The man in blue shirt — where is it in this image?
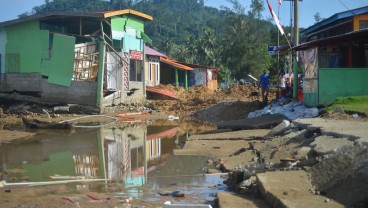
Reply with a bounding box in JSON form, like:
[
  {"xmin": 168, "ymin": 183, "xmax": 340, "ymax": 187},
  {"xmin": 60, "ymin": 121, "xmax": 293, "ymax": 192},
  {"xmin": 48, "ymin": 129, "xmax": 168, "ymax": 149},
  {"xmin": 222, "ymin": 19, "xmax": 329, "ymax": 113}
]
[{"xmin": 259, "ymin": 69, "xmax": 270, "ymax": 103}]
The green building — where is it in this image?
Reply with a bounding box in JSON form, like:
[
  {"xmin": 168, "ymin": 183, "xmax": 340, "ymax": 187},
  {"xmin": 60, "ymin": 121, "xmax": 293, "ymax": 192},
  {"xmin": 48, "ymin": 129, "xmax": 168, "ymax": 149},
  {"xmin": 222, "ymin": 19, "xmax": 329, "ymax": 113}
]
[
  {"xmin": 0, "ymin": 10, "xmax": 153, "ymax": 111},
  {"xmin": 295, "ymin": 6, "xmax": 368, "ymax": 106}
]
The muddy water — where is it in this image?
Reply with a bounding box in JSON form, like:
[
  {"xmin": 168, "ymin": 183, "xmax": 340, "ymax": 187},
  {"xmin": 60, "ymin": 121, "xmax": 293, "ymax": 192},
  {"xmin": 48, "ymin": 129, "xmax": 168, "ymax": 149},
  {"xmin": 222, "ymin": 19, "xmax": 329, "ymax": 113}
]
[{"xmin": 0, "ymin": 121, "xmax": 226, "ymax": 206}]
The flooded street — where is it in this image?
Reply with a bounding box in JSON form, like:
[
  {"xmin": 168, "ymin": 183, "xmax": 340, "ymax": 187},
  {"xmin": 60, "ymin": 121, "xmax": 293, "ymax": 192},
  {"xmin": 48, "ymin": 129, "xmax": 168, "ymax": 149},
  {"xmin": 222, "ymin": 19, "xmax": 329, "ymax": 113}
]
[{"xmin": 0, "ymin": 120, "xmax": 226, "ymax": 206}]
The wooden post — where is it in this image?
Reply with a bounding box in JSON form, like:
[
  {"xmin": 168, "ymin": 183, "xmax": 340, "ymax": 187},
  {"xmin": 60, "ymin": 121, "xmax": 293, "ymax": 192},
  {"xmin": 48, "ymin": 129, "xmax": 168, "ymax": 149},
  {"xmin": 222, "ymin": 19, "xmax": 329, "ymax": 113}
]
[
  {"xmin": 185, "ymin": 70, "xmax": 188, "ymax": 90},
  {"xmin": 348, "ymin": 43, "xmax": 353, "ymax": 67},
  {"xmin": 96, "ymin": 40, "xmax": 105, "ymax": 109},
  {"xmin": 175, "ymin": 68, "xmax": 179, "ymax": 87}
]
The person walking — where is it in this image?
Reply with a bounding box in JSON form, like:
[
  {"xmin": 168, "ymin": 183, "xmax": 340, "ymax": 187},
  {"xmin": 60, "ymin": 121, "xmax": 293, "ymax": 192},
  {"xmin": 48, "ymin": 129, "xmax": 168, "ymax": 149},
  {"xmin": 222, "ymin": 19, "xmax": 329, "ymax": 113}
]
[{"xmin": 259, "ymin": 69, "xmax": 270, "ymax": 103}]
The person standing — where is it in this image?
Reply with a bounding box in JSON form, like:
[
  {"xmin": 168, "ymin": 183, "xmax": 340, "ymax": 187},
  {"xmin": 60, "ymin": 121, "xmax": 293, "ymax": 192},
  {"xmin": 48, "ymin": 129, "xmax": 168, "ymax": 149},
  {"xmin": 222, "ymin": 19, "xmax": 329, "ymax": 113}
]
[{"xmin": 259, "ymin": 69, "xmax": 270, "ymax": 103}]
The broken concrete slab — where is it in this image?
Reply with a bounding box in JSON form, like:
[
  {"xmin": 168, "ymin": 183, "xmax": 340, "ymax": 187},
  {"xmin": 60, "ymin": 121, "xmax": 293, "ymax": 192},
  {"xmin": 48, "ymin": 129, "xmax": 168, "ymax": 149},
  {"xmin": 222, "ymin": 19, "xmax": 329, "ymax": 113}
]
[
  {"xmin": 308, "ymin": 144, "xmax": 368, "ymax": 206},
  {"xmin": 216, "ymin": 192, "xmax": 271, "ymax": 208},
  {"xmin": 188, "ymin": 129, "xmax": 270, "ymax": 141},
  {"xmin": 310, "ymin": 136, "xmax": 354, "ymax": 156},
  {"xmin": 217, "ymin": 114, "xmax": 289, "ymax": 131},
  {"xmin": 257, "ymin": 170, "xmax": 344, "ymax": 208},
  {"xmin": 267, "ymin": 120, "xmax": 291, "ymax": 136},
  {"xmin": 293, "ymin": 118, "xmax": 368, "ymax": 140}
]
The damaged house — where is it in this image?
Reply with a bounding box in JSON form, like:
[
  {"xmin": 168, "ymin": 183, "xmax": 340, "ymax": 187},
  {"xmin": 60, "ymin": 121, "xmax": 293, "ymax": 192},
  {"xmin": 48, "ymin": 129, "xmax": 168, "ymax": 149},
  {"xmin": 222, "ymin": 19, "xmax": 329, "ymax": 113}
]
[{"xmin": 0, "ymin": 9, "xmax": 153, "ymax": 111}]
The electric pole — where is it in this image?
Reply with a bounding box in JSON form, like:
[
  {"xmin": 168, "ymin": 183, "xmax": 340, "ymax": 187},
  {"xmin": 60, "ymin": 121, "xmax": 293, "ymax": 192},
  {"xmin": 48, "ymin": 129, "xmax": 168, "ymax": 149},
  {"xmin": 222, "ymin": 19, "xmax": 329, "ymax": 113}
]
[{"xmin": 292, "ymin": 0, "xmax": 299, "ymax": 100}]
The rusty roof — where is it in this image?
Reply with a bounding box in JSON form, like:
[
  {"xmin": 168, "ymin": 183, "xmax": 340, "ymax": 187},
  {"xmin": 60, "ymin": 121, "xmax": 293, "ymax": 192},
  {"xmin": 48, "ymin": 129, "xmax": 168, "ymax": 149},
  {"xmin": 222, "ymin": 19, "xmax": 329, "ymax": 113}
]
[
  {"xmin": 160, "ymin": 57, "xmax": 193, "ymax": 71},
  {"xmin": 0, "ymin": 9, "xmax": 152, "ymax": 27}
]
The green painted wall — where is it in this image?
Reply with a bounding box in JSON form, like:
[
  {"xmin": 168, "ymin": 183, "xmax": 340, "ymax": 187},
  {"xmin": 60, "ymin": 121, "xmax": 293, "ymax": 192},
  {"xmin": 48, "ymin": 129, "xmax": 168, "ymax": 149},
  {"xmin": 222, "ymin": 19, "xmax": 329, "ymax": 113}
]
[
  {"xmin": 5, "ymin": 20, "xmax": 75, "ymax": 86},
  {"xmin": 0, "ymin": 28, "xmax": 6, "ymax": 73},
  {"xmin": 319, "ymin": 68, "xmax": 368, "ymax": 105},
  {"xmin": 22, "ymin": 151, "xmax": 75, "ymax": 182},
  {"xmin": 303, "ymin": 92, "xmax": 318, "ymax": 107},
  {"xmin": 5, "ymin": 20, "xmax": 49, "ymax": 73},
  {"xmin": 111, "ymin": 16, "xmax": 144, "ymax": 53},
  {"xmin": 42, "ymin": 34, "xmax": 75, "ymax": 86},
  {"xmin": 303, "ymin": 79, "xmax": 319, "ymax": 107}
]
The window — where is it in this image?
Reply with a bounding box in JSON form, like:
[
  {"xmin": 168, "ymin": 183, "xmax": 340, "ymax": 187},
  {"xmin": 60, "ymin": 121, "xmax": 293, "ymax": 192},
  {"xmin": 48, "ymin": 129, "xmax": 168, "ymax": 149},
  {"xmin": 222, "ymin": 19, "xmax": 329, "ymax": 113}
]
[
  {"xmin": 359, "ymin": 20, "xmax": 368, "ymax": 30},
  {"xmin": 130, "ymin": 59, "xmax": 143, "ymax": 81}
]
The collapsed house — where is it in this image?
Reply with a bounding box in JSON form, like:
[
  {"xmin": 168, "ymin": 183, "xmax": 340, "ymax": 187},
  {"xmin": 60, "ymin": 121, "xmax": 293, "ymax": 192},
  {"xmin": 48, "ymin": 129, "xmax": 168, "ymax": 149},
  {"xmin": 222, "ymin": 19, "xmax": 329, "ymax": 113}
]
[{"xmin": 0, "ymin": 9, "xmax": 153, "ymax": 111}]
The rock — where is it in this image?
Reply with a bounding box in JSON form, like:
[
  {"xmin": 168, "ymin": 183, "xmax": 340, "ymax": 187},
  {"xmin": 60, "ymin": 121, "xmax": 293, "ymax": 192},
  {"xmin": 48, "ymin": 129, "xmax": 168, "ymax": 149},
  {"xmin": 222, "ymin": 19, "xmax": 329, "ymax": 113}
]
[{"xmin": 310, "ymin": 136, "xmax": 354, "ymax": 156}]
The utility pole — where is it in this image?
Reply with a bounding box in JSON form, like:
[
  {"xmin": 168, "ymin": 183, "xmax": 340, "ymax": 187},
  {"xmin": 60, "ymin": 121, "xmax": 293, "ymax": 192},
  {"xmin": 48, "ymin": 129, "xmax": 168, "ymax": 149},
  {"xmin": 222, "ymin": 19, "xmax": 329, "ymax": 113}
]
[{"xmin": 292, "ymin": 0, "xmax": 299, "ymax": 100}]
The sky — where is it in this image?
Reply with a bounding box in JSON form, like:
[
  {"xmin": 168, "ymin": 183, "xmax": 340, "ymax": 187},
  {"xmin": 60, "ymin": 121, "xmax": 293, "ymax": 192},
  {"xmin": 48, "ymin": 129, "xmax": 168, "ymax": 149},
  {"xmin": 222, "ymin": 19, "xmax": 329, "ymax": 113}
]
[
  {"xmin": 0, "ymin": 0, "xmax": 367, "ymax": 29},
  {"xmin": 205, "ymin": 0, "xmax": 368, "ymax": 28}
]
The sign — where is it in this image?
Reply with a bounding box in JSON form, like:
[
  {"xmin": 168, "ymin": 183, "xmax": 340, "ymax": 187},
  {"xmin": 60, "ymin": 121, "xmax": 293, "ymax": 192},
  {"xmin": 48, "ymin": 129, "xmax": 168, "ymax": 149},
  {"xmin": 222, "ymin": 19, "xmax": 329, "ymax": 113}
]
[
  {"xmin": 268, "ymin": 45, "xmax": 279, "ymax": 56},
  {"xmin": 130, "ymin": 50, "xmax": 143, "ymax": 60}
]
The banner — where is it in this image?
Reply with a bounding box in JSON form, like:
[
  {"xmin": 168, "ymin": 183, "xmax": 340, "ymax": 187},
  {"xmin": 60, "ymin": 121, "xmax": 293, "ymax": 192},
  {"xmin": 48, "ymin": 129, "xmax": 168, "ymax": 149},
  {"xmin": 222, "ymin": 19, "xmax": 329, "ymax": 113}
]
[{"xmin": 266, "ymin": 0, "xmax": 285, "ymax": 35}]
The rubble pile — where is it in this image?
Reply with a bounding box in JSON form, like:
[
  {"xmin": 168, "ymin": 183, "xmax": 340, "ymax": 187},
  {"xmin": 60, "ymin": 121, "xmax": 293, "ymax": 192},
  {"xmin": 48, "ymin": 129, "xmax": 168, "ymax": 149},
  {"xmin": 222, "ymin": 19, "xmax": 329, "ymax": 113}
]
[{"xmin": 149, "ymin": 84, "xmax": 275, "ymax": 114}]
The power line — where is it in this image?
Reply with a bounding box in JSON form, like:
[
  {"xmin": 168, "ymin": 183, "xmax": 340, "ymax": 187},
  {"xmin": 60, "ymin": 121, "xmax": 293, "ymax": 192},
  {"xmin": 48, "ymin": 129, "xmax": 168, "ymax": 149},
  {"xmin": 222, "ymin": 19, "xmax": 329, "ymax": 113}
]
[{"xmin": 337, "ymin": 0, "xmax": 350, "ymax": 11}]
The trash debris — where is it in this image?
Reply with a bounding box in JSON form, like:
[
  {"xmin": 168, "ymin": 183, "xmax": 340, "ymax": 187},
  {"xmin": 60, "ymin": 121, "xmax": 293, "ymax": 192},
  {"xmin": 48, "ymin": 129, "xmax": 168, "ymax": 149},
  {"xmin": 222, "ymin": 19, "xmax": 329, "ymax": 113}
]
[
  {"xmin": 53, "ymin": 106, "xmax": 70, "ymax": 113},
  {"xmin": 168, "ymin": 115, "xmax": 179, "ymax": 121},
  {"xmin": 248, "ymin": 100, "xmax": 319, "ymax": 120},
  {"xmin": 163, "ymin": 201, "xmax": 212, "ymax": 208},
  {"xmin": 115, "ymin": 111, "xmax": 151, "ymax": 117},
  {"xmin": 158, "ymin": 190, "xmax": 185, "ymax": 197},
  {"xmin": 22, "ymin": 116, "xmax": 73, "ymax": 129}
]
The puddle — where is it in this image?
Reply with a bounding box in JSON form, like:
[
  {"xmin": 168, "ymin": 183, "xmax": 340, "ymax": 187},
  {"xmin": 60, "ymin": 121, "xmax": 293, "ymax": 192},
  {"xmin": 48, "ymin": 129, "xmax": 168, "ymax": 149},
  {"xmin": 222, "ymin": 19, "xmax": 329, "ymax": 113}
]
[{"xmin": 0, "ymin": 121, "xmax": 226, "ymax": 206}]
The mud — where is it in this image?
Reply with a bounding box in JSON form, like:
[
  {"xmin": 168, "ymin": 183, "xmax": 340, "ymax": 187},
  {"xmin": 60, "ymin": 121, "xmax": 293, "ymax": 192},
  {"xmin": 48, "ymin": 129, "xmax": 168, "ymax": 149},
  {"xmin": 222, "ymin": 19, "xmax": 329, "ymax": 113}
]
[{"xmin": 1, "ymin": 84, "xmax": 367, "ymax": 207}]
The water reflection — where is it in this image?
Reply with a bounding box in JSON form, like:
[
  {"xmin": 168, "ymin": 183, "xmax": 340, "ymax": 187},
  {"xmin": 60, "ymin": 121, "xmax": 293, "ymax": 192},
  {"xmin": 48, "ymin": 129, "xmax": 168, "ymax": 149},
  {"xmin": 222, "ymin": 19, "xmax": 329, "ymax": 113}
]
[{"xmin": 0, "ymin": 122, "xmax": 225, "ymax": 204}]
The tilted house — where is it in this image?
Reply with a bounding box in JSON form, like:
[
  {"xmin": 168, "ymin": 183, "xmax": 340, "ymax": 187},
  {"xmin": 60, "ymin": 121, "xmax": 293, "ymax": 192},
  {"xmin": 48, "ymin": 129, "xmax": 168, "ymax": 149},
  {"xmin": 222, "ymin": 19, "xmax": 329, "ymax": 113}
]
[
  {"xmin": 295, "ymin": 6, "xmax": 368, "ymax": 106},
  {"xmin": 0, "ymin": 9, "xmax": 153, "ymax": 111}
]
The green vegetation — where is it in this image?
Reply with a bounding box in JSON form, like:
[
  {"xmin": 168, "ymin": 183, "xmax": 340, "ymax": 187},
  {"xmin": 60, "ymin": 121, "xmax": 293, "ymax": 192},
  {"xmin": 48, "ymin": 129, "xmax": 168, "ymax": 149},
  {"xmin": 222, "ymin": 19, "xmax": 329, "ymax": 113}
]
[
  {"xmin": 326, "ymin": 96, "xmax": 368, "ymax": 117},
  {"xmin": 18, "ymin": 0, "xmax": 295, "ymax": 83}
]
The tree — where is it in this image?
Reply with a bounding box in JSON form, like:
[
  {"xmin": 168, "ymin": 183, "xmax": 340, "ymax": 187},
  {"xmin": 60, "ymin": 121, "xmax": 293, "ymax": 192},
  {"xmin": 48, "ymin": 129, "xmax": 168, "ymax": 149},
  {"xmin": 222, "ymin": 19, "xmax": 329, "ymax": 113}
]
[
  {"xmin": 221, "ymin": 0, "xmax": 270, "ymax": 79},
  {"xmin": 314, "ymin": 12, "xmax": 323, "ymax": 24}
]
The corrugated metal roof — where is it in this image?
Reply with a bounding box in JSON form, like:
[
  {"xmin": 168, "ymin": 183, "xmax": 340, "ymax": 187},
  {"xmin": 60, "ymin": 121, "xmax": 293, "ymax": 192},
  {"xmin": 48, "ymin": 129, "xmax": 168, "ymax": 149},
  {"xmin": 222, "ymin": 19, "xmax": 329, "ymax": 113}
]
[
  {"xmin": 301, "ymin": 6, "xmax": 368, "ymax": 36},
  {"xmin": 160, "ymin": 57, "xmax": 193, "ymax": 71},
  {"xmin": 177, "ymin": 62, "xmax": 218, "ymax": 71},
  {"xmin": 145, "ymin": 46, "xmax": 167, "ymax": 57},
  {"xmin": 294, "ymin": 28, "xmax": 368, "ymax": 51},
  {"xmin": 0, "ymin": 9, "xmax": 152, "ymax": 27}
]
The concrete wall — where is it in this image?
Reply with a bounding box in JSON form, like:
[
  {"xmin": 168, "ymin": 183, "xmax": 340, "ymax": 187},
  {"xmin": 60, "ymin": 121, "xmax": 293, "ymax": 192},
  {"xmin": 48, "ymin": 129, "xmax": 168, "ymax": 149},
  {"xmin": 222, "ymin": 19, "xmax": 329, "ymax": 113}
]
[
  {"xmin": 0, "ymin": 72, "xmax": 42, "ymax": 92},
  {"xmin": 0, "ymin": 27, "xmax": 6, "ymax": 73},
  {"xmin": 0, "ymin": 72, "xmax": 97, "ymax": 106},
  {"xmin": 319, "ymin": 68, "xmax": 368, "ymax": 105},
  {"xmin": 41, "ymin": 78, "xmax": 97, "ymax": 105}
]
